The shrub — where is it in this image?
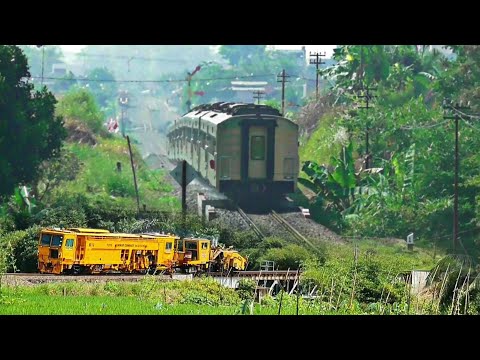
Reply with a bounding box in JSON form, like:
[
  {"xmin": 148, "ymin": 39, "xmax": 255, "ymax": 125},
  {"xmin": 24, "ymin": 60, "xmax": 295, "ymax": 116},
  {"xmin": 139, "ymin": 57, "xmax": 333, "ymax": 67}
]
[
  {"xmin": 237, "ymin": 279, "xmax": 256, "ymax": 301},
  {"xmin": 259, "ymin": 244, "xmax": 316, "ymax": 270},
  {"xmin": 56, "ymin": 89, "xmax": 105, "ymax": 135},
  {"xmin": 106, "ymin": 174, "xmax": 136, "ymax": 197},
  {"xmin": 0, "ymin": 225, "xmax": 41, "ymax": 273}
]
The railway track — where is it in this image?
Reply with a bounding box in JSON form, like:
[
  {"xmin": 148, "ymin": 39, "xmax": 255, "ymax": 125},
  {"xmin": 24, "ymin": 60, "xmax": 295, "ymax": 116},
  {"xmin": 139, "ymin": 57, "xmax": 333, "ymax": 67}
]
[
  {"xmin": 236, "ymin": 206, "xmax": 266, "ymax": 240},
  {"xmin": 1, "ymin": 273, "xmax": 188, "ymax": 285},
  {"xmin": 236, "ymin": 204, "xmax": 319, "ymax": 252},
  {"xmin": 3, "ymin": 271, "xmax": 301, "ymax": 283},
  {"xmin": 270, "ymin": 210, "xmax": 318, "ymax": 251}
]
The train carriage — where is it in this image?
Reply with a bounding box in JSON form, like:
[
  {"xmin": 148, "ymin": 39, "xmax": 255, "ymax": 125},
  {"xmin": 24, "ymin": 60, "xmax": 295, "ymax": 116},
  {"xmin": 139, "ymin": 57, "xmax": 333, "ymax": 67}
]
[
  {"xmin": 167, "ymin": 102, "xmax": 299, "ymax": 202},
  {"xmin": 38, "ymin": 228, "xmax": 177, "ymax": 275}
]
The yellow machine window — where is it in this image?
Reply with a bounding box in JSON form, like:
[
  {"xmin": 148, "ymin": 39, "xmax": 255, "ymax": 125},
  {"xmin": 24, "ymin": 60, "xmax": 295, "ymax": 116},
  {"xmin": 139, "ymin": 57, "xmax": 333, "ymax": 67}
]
[
  {"xmin": 251, "ymin": 136, "xmax": 265, "ymax": 160},
  {"xmin": 166, "ymin": 242, "xmax": 173, "ymax": 250},
  {"xmin": 176, "ymin": 240, "xmax": 184, "ymax": 251},
  {"xmin": 41, "ymin": 234, "xmax": 51, "ymax": 246},
  {"xmin": 186, "ymin": 242, "xmax": 197, "ymax": 250},
  {"xmin": 65, "ymin": 239, "xmax": 74, "ymax": 248},
  {"xmin": 201, "ymin": 242, "xmax": 208, "ymax": 250},
  {"xmin": 51, "ymin": 235, "xmax": 63, "ymax": 247}
]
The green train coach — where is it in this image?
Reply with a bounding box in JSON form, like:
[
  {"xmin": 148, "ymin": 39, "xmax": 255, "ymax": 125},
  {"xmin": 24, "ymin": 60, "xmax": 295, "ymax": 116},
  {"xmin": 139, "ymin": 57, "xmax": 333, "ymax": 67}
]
[{"xmin": 167, "ymin": 102, "xmax": 299, "ymax": 201}]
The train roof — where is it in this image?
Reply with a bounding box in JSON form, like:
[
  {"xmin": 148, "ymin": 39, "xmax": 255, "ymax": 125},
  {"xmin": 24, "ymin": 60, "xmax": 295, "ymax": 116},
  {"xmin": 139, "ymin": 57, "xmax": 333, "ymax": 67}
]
[{"xmin": 179, "ymin": 102, "xmax": 289, "ymax": 126}]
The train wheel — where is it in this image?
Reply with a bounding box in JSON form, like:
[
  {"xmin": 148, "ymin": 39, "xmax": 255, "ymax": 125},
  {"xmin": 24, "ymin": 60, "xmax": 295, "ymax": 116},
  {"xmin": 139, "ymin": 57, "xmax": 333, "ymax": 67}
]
[{"xmin": 72, "ymin": 265, "xmax": 82, "ymax": 275}]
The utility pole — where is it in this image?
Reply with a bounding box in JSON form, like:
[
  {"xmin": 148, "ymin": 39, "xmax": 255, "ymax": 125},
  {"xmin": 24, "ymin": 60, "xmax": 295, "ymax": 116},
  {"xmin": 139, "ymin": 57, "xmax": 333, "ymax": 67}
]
[
  {"xmin": 186, "ymin": 73, "xmax": 192, "ymax": 112},
  {"xmin": 309, "ymin": 51, "xmax": 326, "ymax": 100},
  {"xmin": 41, "ymin": 46, "xmax": 45, "ymax": 86},
  {"xmin": 443, "ymin": 100, "xmax": 471, "ymax": 252},
  {"xmin": 119, "ymin": 91, "xmax": 129, "ymax": 138},
  {"xmin": 127, "ymin": 56, "xmax": 135, "ymax": 72},
  {"xmin": 296, "ymin": 266, "xmax": 301, "ymax": 315},
  {"xmin": 186, "ymin": 65, "xmax": 202, "ymax": 112},
  {"xmin": 358, "ymin": 85, "xmax": 377, "ymax": 169},
  {"xmin": 36, "ymin": 45, "xmax": 45, "ymax": 87},
  {"xmin": 126, "ymin": 135, "xmax": 141, "ymax": 214},
  {"xmin": 277, "ymin": 69, "xmax": 290, "ymax": 116},
  {"xmin": 182, "ymin": 159, "xmax": 187, "ymax": 223},
  {"xmin": 253, "ymin": 90, "xmax": 265, "ymax": 105}
]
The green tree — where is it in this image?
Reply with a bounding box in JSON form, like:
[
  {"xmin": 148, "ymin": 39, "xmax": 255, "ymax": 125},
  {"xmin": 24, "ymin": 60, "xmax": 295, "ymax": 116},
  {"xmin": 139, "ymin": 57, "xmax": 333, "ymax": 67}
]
[
  {"xmin": 85, "ymin": 67, "xmax": 118, "ymax": 109},
  {"xmin": 56, "ymin": 88, "xmax": 105, "ymax": 133},
  {"xmin": 0, "ymin": 45, "xmax": 66, "ymax": 199},
  {"xmin": 219, "ymin": 45, "xmax": 266, "ymax": 66}
]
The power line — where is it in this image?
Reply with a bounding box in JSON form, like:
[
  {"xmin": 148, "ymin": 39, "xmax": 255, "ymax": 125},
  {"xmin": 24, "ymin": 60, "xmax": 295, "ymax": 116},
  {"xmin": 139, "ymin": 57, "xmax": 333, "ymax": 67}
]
[
  {"xmin": 460, "ymin": 118, "xmax": 480, "ymax": 131},
  {"xmin": 450, "ymin": 106, "xmax": 480, "ymax": 120},
  {"xmin": 58, "ymin": 50, "xmax": 189, "ymax": 63},
  {"xmin": 33, "ymin": 73, "xmax": 276, "ymax": 84},
  {"xmin": 399, "ymin": 119, "xmax": 451, "ymax": 130}
]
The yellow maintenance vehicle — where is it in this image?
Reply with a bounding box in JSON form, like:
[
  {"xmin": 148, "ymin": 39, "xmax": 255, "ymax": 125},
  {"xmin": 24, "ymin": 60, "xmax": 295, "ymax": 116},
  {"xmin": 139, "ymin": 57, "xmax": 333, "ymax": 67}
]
[
  {"xmin": 173, "ymin": 237, "xmax": 248, "ymax": 273},
  {"xmin": 38, "ymin": 228, "xmax": 177, "ymax": 275},
  {"xmin": 210, "ymin": 245, "xmax": 248, "ymax": 272},
  {"xmin": 38, "ymin": 228, "xmax": 247, "ymax": 275}
]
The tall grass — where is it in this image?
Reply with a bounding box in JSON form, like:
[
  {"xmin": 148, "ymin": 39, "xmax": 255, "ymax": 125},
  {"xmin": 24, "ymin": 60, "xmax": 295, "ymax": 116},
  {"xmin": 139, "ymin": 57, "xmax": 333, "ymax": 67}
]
[{"xmin": 51, "ymin": 137, "xmax": 179, "ymax": 211}]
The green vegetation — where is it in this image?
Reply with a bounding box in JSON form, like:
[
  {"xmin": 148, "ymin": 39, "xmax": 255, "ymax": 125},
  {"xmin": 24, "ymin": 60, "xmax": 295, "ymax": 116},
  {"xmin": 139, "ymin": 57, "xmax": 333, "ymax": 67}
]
[
  {"xmin": 3, "ymin": 45, "xmax": 480, "ymax": 314},
  {"xmin": 56, "ymin": 88, "xmax": 106, "ymax": 134},
  {"xmin": 299, "ymin": 45, "xmax": 480, "ymax": 256},
  {"xmin": 0, "ymin": 45, "xmax": 66, "ymax": 199}
]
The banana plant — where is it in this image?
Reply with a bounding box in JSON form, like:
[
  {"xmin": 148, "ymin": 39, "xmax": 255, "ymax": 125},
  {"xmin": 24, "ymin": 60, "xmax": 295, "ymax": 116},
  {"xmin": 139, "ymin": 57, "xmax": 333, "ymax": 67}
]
[{"xmin": 299, "ymin": 142, "xmax": 357, "ymax": 213}]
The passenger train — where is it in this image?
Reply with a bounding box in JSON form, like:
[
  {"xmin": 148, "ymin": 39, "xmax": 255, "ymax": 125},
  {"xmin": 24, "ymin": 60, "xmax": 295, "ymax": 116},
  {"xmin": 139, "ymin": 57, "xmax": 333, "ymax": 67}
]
[{"xmin": 166, "ymin": 102, "xmax": 299, "ymax": 202}]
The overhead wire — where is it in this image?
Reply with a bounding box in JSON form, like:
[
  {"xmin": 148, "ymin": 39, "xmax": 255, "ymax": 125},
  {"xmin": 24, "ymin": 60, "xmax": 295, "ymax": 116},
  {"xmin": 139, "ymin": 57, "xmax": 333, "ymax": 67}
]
[
  {"xmin": 399, "ymin": 119, "xmax": 451, "ymax": 130},
  {"xmin": 32, "ymin": 73, "xmax": 277, "ymax": 84}
]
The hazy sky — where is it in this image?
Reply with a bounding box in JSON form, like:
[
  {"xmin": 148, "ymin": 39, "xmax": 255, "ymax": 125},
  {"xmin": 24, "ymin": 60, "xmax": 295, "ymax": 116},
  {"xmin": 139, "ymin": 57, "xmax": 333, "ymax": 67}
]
[{"xmin": 59, "ymin": 45, "xmax": 336, "ymax": 57}]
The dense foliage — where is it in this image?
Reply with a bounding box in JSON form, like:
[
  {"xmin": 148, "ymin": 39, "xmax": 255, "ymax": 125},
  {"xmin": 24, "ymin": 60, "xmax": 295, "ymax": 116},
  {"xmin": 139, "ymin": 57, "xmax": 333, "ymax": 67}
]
[
  {"xmin": 300, "ymin": 45, "xmax": 480, "ymax": 257},
  {"xmin": 0, "ymin": 45, "xmax": 66, "ymax": 200}
]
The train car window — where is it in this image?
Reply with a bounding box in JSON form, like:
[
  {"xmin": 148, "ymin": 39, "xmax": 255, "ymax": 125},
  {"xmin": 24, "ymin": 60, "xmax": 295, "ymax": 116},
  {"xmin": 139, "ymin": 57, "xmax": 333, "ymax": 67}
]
[
  {"xmin": 51, "ymin": 235, "xmax": 63, "ymax": 247},
  {"xmin": 165, "ymin": 242, "xmax": 173, "ymax": 251},
  {"xmin": 201, "ymin": 242, "xmax": 208, "ymax": 250},
  {"xmin": 41, "ymin": 234, "xmax": 51, "ymax": 246},
  {"xmin": 251, "ymin": 136, "xmax": 265, "ymax": 160},
  {"xmin": 65, "ymin": 239, "xmax": 74, "ymax": 248}
]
